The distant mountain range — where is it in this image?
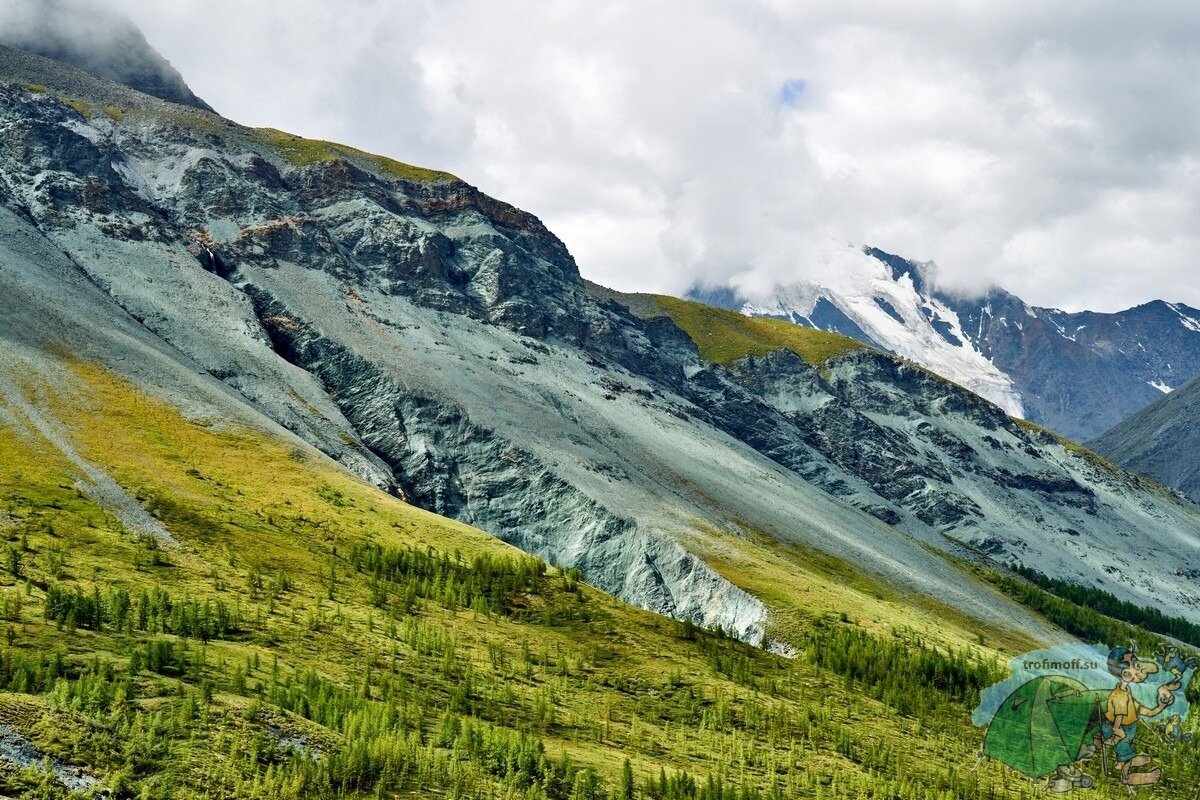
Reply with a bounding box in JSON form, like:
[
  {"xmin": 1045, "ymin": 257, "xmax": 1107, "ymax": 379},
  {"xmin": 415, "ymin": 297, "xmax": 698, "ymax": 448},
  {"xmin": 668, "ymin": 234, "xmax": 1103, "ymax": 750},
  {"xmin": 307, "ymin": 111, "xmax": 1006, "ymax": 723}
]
[
  {"xmin": 691, "ymin": 246, "xmax": 1200, "ymax": 441},
  {"xmin": 1091, "ymin": 373, "xmax": 1200, "ymax": 502}
]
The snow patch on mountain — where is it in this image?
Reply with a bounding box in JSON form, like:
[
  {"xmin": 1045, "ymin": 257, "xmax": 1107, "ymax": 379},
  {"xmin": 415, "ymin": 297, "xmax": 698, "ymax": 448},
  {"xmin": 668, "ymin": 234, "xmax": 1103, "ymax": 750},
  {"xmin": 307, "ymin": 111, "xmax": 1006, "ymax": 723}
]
[
  {"xmin": 1170, "ymin": 303, "xmax": 1200, "ymax": 333},
  {"xmin": 699, "ymin": 247, "xmax": 1200, "ymax": 441},
  {"xmin": 1149, "ymin": 380, "xmax": 1172, "ymax": 394},
  {"xmin": 741, "ymin": 245, "xmax": 1025, "ymax": 417}
]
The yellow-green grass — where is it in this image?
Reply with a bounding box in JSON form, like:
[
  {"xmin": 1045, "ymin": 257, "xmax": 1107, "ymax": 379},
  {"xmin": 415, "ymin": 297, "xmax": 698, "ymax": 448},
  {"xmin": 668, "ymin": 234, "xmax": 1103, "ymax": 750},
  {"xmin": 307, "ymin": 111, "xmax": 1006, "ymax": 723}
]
[
  {"xmin": 0, "ymin": 356, "xmax": 1188, "ymax": 798},
  {"xmin": 59, "ymin": 96, "xmax": 92, "ymax": 119},
  {"xmin": 676, "ymin": 517, "xmax": 1043, "ymax": 658},
  {"xmin": 252, "ymin": 128, "xmax": 457, "ymax": 184},
  {"xmin": 649, "ymin": 295, "xmax": 866, "ymax": 367},
  {"xmin": 53, "ymin": 96, "xmax": 123, "ymax": 123}
]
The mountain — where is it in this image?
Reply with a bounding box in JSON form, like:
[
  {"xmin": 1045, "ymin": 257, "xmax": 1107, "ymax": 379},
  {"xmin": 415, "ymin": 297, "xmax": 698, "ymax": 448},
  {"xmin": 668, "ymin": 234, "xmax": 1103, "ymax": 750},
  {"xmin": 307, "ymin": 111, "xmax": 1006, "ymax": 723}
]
[
  {"xmin": 0, "ymin": 0, "xmax": 213, "ymax": 111},
  {"xmin": 693, "ymin": 245, "xmax": 1200, "ymax": 441},
  {"xmin": 1090, "ymin": 374, "xmax": 1200, "ymax": 502},
  {"xmin": 4, "ymin": 42, "xmax": 1200, "ymax": 633},
  {"xmin": 2, "ymin": 39, "xmax": 1200, "ymax": 797},
  {"xmin": 0, "ymin": 213, "xmax": 1015, "ymax": 797}
]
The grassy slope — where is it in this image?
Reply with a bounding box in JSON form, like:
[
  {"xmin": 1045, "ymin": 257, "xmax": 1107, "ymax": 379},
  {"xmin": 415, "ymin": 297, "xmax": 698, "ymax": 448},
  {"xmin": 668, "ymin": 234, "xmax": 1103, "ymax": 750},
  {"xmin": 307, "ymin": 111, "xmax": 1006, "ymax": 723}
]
[
  {"xmin": 0, "ymin": 354, "xmax": 1126, "ymax": 800},
  {"xmin": 676, "ymin": 519, "xmax": 1041, "ymax": 657},
  {"xmin": 647, "ymin": 297, "xmax": 865, "ymax": 368},
  {"xmin": 250, "ymin": 128, "xmax": 458, "ymax": 184},
  {"xmin": 1, "ymin": 357, "xmax": 1194, "ymax": 799}
]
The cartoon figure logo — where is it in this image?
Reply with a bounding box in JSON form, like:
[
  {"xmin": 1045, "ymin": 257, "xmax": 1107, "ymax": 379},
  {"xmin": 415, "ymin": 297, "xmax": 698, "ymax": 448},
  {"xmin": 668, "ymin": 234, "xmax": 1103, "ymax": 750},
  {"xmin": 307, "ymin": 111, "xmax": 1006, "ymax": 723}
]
[
  {"xmin": 1098, "ymin": 646, "xmax": 1177, "ymax": 785},
  {"xmin": 974, "ymin": 642, "xmax": 1196, "ymax": 792}
]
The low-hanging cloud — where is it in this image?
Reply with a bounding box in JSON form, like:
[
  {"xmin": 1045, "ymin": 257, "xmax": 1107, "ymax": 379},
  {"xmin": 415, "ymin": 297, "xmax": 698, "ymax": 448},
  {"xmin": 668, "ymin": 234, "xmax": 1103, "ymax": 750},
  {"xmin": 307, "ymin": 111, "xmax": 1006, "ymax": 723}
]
[
  {"xmin": 79, "ymin": 1, "xmax": 1200, "ymax": 310},
  {"xmin": 0, "ymin": 0, "xmax": 211, "ymax": 109}
]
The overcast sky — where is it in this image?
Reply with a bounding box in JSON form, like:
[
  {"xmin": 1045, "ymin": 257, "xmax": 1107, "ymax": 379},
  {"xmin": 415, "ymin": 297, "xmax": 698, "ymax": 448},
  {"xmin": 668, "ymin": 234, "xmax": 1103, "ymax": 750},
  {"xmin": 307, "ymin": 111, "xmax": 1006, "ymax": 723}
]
[{"xmin": 88, "ymin": 2, "xmax": 1200, "ymax": 310}]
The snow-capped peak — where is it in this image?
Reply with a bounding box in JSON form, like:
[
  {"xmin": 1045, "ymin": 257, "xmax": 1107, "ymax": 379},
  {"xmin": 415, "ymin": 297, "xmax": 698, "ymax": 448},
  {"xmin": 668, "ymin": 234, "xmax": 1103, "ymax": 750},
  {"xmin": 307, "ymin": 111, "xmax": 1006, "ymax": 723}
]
[{"xmin": 740, "ymin": 246, "xmax": 1025, "ymax": 417}]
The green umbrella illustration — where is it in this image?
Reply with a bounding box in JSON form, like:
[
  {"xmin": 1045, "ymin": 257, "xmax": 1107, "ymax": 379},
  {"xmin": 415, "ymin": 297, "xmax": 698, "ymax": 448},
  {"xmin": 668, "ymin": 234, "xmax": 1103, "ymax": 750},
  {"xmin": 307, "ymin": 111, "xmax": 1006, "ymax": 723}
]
[{"xmin": 983, "ymin": 675, "xmax": 1107, "ymax": 778}]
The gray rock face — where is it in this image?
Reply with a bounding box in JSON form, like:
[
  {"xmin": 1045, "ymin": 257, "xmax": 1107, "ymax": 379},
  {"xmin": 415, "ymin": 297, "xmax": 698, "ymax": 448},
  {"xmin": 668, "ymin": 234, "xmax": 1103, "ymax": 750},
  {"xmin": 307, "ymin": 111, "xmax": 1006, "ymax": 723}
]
[
  {"xmin": 1090, "ymin": 375, "xmax": 1200, "ymax": 502},
  {"xmin": 0, "ymin": 723, "xmax": 98, "ymax": 793},
  {"xmin": 726, "ymin": 350, "xmax": 966, "ymax": 525},
  {"xmin": 1, "ymin": 45, "xmax": 1199, "ymax": 644},
  {"xmin": 0, "ymin": 46, "xmax": 770, "ymax": 641}
]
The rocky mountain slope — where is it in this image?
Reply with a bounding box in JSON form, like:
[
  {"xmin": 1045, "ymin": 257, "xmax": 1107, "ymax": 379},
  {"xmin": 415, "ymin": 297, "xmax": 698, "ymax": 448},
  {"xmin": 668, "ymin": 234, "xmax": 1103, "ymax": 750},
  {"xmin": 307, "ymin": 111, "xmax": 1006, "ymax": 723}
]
[
  {"xmin": 5, "ymin": 287, "xmax": 1168, "ymax": 800},
  {"xmin": 2, "ymin": 42, "xmax": 1200, "ymax": 652},
  {"xmin": 692, "ymin": 246, "xmax": 1200, "ymax": 441},
  {"xmin": 5, "ymin": 20, "xmax": 1200, "ymax": 797},
  {"xmin": 0, "ymin": 46, "xmax": 977, "ymax": 649},
  {"xmin": 1, "ymin": 294, "xmax": 1055, "ymax": 799},
  {"xmin": 1090, "ymin": 374, "xmax": 1200, "ymax": 503}
]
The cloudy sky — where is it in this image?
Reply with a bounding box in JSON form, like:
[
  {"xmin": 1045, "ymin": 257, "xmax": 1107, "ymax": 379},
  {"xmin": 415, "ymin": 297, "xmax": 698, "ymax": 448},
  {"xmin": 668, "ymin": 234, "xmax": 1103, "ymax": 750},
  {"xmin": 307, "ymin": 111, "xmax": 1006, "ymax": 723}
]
[{"xmin": 78, "ymin": 2, "xmax": 1200, "ymax": 309}]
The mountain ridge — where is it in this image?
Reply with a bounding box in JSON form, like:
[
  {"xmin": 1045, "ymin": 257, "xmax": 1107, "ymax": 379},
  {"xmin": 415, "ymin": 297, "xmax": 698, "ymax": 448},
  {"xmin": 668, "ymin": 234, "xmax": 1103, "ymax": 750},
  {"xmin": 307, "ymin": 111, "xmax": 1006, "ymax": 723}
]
[
  {"xmin": 0, "ymin": 0, "xmax": 213, "ymax": 111},
  {"xmin": 1090, "ymin": 373, "xmax": 1200, "ymax": 503},
  {"xmin": 692, "ymin": 246, "xmax": 1200, "ymax": 441},
  {"xmin": 2, "ymin": 42, "xmax": 1199, "ymax": 640}
]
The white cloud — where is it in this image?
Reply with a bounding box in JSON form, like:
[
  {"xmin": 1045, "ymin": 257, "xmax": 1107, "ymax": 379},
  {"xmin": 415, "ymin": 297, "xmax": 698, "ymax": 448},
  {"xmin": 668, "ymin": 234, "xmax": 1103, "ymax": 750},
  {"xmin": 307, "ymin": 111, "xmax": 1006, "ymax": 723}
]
[{"xmin": 99, "ymin": 0, "xmax": 1200, "ymax": 311}]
